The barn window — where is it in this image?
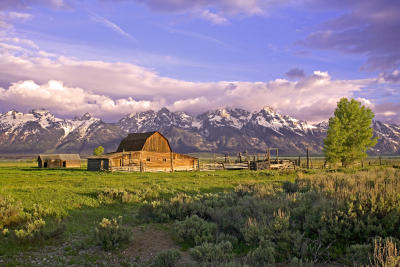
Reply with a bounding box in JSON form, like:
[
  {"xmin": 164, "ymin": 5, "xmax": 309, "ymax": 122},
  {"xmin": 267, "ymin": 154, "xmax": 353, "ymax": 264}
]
[
  {"xmin": 62, "ymin": 161, "xmax": 66, "ymax": 167},
  {"xmin": 163, "ymin": 158, "xmax": 167, "ymax": 162},
  {"xmin": 44, "ymin": 162, "xmax": 48, "ymax": 168},
  {"xmin": 146, "ymin": 158, "xmax": 151, "ymax": 162}
]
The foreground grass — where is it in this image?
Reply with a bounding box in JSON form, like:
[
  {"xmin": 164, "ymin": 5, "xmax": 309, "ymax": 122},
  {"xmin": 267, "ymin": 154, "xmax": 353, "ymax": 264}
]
[
  {"xmin": 1, "ymin": 162, "xmax": 399, "ymax": 266},
  {"xmin": 0, "ymin": 162, "xmax": 297, "ymax": 262}
]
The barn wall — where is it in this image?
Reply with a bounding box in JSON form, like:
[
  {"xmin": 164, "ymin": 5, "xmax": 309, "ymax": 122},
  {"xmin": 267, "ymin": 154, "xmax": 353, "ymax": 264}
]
[
  {"xmin": 46, "ymin": 159, "xmax": 62, "ymax": 168},
  {"xmin": 142, "ymin": 133, "xmax": 171, "ymax": 153},
  {"xmin": 65, "ymin": 160, "xmax": 82, "ymax": 168},
  {"xmin": 88, "ymin": 151, "xmax": 198, "ymax": 172}
]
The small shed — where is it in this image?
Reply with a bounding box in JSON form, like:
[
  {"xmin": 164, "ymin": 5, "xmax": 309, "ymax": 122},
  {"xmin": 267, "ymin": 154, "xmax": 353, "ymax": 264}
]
[
  {"xmin": 88, "ymin": 131, "xmax": 198, "ymax": 172},
  {"xmin": 38, "ymin": 154, "xmax": 81, "ymax": 168}
]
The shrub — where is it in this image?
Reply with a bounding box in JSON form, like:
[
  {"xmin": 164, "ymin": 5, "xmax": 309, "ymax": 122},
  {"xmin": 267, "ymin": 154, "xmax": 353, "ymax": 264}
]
[
  {"xmin": 151, "ymin": 248, "xmax": 181, "ymax": 267},
  {"xmin": 0, "ymin": 195, "xmax": 27, "ymax": 228},
  {"xmin": 246, "ymin": 243, "xmax": 275, "ymax": 265},
  {"xmin": 98, "ymin": 188, "xmax": 133, "ymax": 203},
  {"xmin": 175, "ymin": 215, "xmax": 217, "ymax": 246},
  {"xmin": 344, "ymin": 243, "xmax": 371, "ymax": 266},
  {"xmin": 189, "ymin": 241, "xmax": 233, "ymax": 263},
  {"xmin": 370, "ymin": 237, "xmax": 400, "ymax": 267},
  {"xmin": 14, "ymin": 218, "xmax": 46, "ymax": 241},
  {"xmin": 94, "ymin": 216, "xmax": 132, "ymax": 250}
]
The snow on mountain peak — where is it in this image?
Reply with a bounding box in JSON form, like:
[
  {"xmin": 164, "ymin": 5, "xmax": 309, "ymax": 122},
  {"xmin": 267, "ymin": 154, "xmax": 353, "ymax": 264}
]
[
  {"xmin": 80, "ymin": 112, "xmax": 93, "ymax": 120},
  {"xmin": 262, "ymin": 106, "xmax": 276, "ymax": 114}
]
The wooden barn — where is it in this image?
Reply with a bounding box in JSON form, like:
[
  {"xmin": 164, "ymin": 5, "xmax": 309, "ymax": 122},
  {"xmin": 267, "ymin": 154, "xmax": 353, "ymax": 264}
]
[
  {"xmin": 87, "ymin": 131, "xmax": 198, "ymax": 172},
  {"xmin": 38, "ymin": 154, "xmax": 81, "ymax": 168}
]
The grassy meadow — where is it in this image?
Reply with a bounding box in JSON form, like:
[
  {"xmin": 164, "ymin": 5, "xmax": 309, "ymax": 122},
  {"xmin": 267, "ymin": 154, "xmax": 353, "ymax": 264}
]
[{"xmin": 1, "ymin": 159, "xmax": 400, "ymax": 266}]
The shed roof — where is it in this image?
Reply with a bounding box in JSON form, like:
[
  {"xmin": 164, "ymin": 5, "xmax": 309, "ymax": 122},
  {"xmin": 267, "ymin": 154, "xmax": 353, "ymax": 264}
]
[
  {"xmin": 38, "ymin": 154, "xmax": 81, "ymax": 161},
  {"xmin": 88, "ymin": 152, "xmax": 124, "ymax": 159},
  {"xmin": 116, "ymin": 131, "xmax": 170, "ymax": 152}
]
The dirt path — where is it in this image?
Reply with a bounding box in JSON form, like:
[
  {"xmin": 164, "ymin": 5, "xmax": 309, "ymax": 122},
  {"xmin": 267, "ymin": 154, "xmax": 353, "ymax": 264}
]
[{"xmin": 121, "ymin": 224, "xmax": 193, "ymax": 265}]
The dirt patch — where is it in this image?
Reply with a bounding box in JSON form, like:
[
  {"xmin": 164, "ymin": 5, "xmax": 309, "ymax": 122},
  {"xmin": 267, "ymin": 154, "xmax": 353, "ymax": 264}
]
[{"xmin": 121, "ymin": 225, "xmax": 193, "ymax": 265}]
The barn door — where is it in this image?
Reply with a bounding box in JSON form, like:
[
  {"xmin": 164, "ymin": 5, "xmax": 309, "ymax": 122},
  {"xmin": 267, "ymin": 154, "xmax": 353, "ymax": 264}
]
[{"xmin": 62, "ymin": 161, "xmax": 66, "ymax": 167}]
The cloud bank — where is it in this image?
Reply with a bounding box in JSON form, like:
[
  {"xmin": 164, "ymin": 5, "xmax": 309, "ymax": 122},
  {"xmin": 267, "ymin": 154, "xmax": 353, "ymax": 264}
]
[{"xmin": 0, "ymin": 38, "xmax": 388, "ymax": 123}]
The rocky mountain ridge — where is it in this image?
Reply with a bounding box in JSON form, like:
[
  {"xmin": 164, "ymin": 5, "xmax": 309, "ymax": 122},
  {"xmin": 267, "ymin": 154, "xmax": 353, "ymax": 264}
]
[{"xmin": 0, "ymin": 107, "xmax": 399, "ymax": 155}]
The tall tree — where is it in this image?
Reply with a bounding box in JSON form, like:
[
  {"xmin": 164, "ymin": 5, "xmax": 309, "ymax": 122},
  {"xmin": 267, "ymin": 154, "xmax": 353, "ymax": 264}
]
[
  {"xmin": 324, "ymin": 98, "xmax": 377, "ymax": 167},
  {"xmin": 93, "ymin": 146, "xmax": 104, "ymax": 156}
]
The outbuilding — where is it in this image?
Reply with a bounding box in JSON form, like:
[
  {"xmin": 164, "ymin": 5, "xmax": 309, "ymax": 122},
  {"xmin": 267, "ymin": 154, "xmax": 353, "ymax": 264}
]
[
  {"xmin": 38, "ymin": 154, "xmax": 81, "ymax": 168},
  {"xmin": 87, "ymin": 131, "xmax": 198, "ymax": 172}
]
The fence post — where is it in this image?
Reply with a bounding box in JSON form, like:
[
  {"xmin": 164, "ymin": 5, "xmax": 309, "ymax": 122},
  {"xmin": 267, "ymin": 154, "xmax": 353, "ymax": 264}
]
[
  {"xmin": 170, "ymin": 152, "xmax": 174, "ymax": 172},
  {"xmin": 306, "ymin": 148, "xmax": 310, "ymax": 169}
]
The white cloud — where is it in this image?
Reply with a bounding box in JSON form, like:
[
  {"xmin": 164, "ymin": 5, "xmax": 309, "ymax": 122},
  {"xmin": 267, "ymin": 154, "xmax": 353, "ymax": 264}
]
[
  {"xmin": 89, "ymin": 13, "xmax": 137, "ymax": 41},
  {"xmin": 0, "ymin": 80, "xmax": 158, "ymax": 118},
  {"xmin": 198, "ymin": 10, "xmax": 228, "ymax": 24},
  {"xmin": 0, "ymin": 38, "xmax": 392, "ymax": 123},
  {"xmin": 7, "ymin": 12, "xmax": 33, "ymax": 21}
]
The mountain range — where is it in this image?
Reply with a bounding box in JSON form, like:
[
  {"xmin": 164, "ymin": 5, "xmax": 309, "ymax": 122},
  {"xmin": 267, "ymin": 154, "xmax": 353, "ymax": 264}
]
[{"xmin": 0, "ymin": 107, "xmax": 399, "ymax": 156}]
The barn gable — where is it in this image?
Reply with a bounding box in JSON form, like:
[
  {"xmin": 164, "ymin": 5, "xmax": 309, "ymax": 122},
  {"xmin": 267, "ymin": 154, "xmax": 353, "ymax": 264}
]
[{"xmin": 116, "ymin": 131, "xmax": 171, "ymax": 153}]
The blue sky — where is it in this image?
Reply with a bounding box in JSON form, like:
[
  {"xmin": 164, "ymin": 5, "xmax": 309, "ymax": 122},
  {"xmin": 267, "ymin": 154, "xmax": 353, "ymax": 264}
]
[{"xmin": 0, "ymin": 0, "xmax": 399, "ymax": 123}]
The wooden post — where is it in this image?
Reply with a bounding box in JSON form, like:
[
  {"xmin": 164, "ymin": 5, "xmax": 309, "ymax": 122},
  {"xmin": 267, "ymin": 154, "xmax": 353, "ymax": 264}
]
[
  {"xmin": 197, "ymin": 159, "xmax": 200, "ymax": 171},
  {"xmin": 267, "ymin": 149, "xmax": 271, "ymax": 169},
  {"xmin": 139, "ymin": 152, "xmax": 143, "ymax": 172},
  {"xmin": 239, "ymin": 152, "xmax": 242, "ymax": 163},
  {"xmin": 224, "ymin": 154, "xmax": 227, "ymax": 163},
  {"xmin": 306, "ymin": 148, "xmax": 310, "ymax": 169},
  {"xmin": 276, "ymin": 149, "xmax": 279, "ymax": 162},
  {"xmin": 253, "ymin": 155, "xmax": 256, "ymax": 161},
  {"xmin": 298, "ymin": 156, "xmax": 301, "ymax": 167},
  {"xmin": 170, "ymin": 152, "xmax": 174, "ymax": 172}
]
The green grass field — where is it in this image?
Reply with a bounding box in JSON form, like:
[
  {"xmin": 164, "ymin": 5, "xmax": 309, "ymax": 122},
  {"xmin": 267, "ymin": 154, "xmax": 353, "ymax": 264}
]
[
  {"xmin": 1, "ymin": 161, "xmax": 400, "ymax": 266},
  {"xmin": 0, "ymin": 162, "xmax": 298, "ymax": 265}
]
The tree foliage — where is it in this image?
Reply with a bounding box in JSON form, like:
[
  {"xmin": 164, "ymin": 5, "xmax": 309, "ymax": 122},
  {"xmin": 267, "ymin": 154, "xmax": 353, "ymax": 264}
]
[
  {"xmin": 93, "ymin": 146, "xmax": 104, "ymax": 156},
  {"xmin": 324, "ymin": 98, "xmax": 377, "ymax": 166}
]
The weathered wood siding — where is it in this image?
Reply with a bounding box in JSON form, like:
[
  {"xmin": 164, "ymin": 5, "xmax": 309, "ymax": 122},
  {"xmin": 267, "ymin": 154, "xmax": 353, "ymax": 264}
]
[
  {"xmin": 142, "ymin": 132, "xmax": 171, "ymax": 153},
  {"xmin": 40, "ymin": 159, "xmax": 81, "ymax": 168},
  {"xmin": 87, "ymin": 151, "xmax": 198, "ymax": 172},
  {"xmin": 65, "ymin": 160, "xmax": 81, "ymax": 168}
]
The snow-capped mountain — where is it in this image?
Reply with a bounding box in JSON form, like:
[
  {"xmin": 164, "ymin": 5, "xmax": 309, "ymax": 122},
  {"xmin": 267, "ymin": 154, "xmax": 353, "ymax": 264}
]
[
  {"xmin": 0, "ymin": 107, "xmax": 399, "ymax": 155},
  {"xmin": 0, "ymin": 109, "xmax": 125, "ymax": 154}
]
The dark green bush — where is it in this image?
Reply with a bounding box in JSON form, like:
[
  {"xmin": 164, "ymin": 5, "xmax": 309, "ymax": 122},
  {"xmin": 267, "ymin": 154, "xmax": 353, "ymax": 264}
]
[
  {"xmin": 189, "ymin": 241, "xmax": 233, "ymax": 263},
  {"xmin": 175, "ymin": 215, "xmax": 217, "ymax": 246},
  {"xmin": 151, "ymin": 248, "xmax": 181, "ymax": 267}
]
